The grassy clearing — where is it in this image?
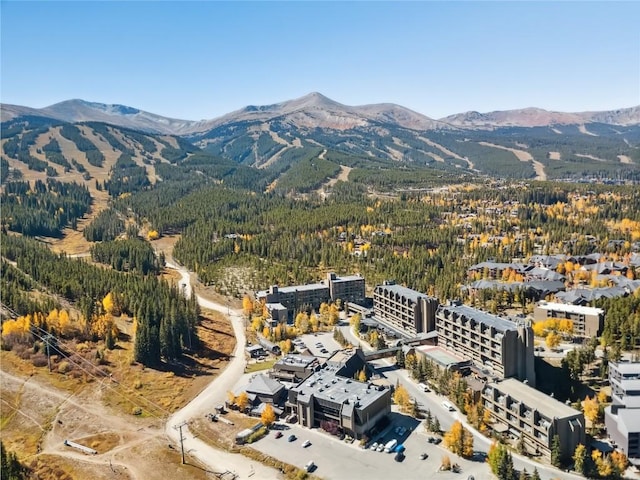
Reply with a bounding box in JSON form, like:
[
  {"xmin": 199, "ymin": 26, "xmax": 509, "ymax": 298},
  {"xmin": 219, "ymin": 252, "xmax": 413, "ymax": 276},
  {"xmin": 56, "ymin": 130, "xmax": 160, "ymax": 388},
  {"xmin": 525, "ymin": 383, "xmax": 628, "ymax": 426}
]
[{"xmin": 244, "ymin": 358, "xmax": 277, "ymax": 373}]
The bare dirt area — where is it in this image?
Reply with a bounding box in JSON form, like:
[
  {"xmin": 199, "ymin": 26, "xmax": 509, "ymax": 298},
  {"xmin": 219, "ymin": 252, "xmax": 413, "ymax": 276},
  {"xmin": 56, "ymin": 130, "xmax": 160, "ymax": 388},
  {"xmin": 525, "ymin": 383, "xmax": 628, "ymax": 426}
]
[
  {"xmin": 548, "ymin": 151, "xmax": 561, "ymax": 160},
  {"xmin": 578, "ymin": 124, "xmax": 598, "ymax": 136},
  {"xmin": 0, "ymin": 302, "xmax": 235, "ymax": 480},
  {"xmin": 575, "ymin": 153, "xmax": 607, "ymax": 162},
  {"xmin": 316, "ymin": 165, "xmax": 352, "ymax": 200},
  {"xmin": 618, "ymin": 154, "xmax": 633, "ymax": 164}
]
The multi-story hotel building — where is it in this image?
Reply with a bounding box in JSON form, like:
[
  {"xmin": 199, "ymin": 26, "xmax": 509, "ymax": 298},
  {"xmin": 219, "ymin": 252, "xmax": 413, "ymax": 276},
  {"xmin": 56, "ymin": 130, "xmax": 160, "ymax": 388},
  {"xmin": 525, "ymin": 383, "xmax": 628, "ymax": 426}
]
[
  {"xmin": 257, "ymin": 272, "xmax": 365, "ymax": 318},
  {"xmin": 482, "ymin": 378, "xmax": 585, "ymax": 460},
  {"xmin": 436, "ymin": 302, "xmax": 536, "ymax": 386},
  {"xmin": 534, "ymin": 301, "xmax": 604, "ymax": 337},
  {"xmin": 327, "ymin": 272, "xmax": 366, "ymax": 305},
  {"xmin": 605, "ymin": 361, "xmax": 640, "ymax": 463},
  {"xmin": 373, "ymin": 281, "xmax": 439, "ymax": 337}
]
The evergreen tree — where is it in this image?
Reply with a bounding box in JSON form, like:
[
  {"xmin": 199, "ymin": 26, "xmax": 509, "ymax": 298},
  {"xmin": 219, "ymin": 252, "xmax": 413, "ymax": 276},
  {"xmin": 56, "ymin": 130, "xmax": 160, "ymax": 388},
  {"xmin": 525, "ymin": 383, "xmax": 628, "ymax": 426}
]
[
  {"xmin": 531, "ymin": 468, "xmax": 541, "ymax": 480},
  {"xmin": 395, "ymin": 348, "xmax": 405, "ymax": 368},
  {"xmin": 1, "ymin": 441, "xmax": 27, "ymax": 479},
  {"xmin": 550, "ymin": 434, "xmax": 562, "ymax": 467}
]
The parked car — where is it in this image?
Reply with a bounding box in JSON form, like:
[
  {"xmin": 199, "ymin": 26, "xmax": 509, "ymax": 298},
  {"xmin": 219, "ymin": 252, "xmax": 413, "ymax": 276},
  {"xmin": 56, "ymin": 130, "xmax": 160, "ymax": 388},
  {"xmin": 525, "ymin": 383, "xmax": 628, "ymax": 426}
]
[
  {"xmin": 305, "ymin": 460, "xmax": 315, "ymax": 472},
  {"xmin": 275, "ymin": 431, "xmax": 283, "ymax": 439},
  {"xmin": 302, "ymin": 440, "xmax": 311, "ymax": 448},
  {"xmin": 394, "ymin": 452, "xmax": 405, "ymax": 462},
  {"xmin": 376, "ymin": 444, "xmax": 385, "ymax": 452},
  {"xmin": 433, "ymin": 437, "xmax": 442, "ymax": 445},
  {"xmin": 370, "ymin": 442, "xmax": 379, "ymax": 451},
  {"xmin": 287, "ymin": 434, "xmax": 297, "ymax": 442},
  {"xmin": 419, "ymin": 452, "xmax": 429, "ymax": 460}
]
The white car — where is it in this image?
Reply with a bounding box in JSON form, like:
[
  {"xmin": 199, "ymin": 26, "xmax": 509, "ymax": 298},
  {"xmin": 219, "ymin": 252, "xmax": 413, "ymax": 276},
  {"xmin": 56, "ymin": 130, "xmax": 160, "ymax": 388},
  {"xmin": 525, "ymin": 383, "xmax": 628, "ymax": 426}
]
[
  {"xmin": 305, "ymin": 460, "xmax": 315, "ymax": 472},
  {"xmin": 376, "ymin": 444, "xmax": 385, "ymax": 452},
  {"xmin": 370, "ymin": 442, "xmax": 379, "ymax": 450},
  {"xmin": 302, "ymin": 440, "xmax": 311, "ymax": 448}
]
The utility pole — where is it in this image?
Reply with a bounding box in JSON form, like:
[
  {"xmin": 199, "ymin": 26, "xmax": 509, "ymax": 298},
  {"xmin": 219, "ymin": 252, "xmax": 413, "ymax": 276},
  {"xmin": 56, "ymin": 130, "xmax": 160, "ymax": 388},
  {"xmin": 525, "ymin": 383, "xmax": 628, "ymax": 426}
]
[
  {"xmin": 174, "ymin": 421, "xmax": 188, "ymax": 464},
  {"xmin": 44, "ymin": 334, "xmax": 54, "ymax": 372}
]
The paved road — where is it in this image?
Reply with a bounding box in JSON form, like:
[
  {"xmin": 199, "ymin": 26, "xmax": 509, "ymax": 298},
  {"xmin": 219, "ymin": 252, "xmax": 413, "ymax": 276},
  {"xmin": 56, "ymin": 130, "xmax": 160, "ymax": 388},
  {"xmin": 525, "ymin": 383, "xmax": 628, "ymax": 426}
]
[
  {"xmin": 164, "ymin": 261, "xmax": 280, "ymax": 480},
  {"xmin": 372, "ymin": 358, "xmax": 585, "ymax": 480},
  {"xmin": 164, "ymin": 261, "xmax": 583, "ymax": 480}
]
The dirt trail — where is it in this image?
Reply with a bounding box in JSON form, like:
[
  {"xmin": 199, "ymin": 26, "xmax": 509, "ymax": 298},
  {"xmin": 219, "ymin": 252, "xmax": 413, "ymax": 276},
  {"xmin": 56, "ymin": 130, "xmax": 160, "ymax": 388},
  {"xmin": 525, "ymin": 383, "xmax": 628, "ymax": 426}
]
[
  {"xmin": 575, "ymin": 153, "xmax": 607, "ymax": 162},
  {"xmin": 479, "ymin": 141, "xmax": 547, "ymax": 181},
  {"xmin": 617, "ymin": 155, "xmax": 633, "ymax": 164},
  {"xmin": 0, "ymin": 368, "xmax": 160, "ymax": 480},
  {"xmin": 316, "ymin": 164, "xmax": 352, "ymax": 199}
]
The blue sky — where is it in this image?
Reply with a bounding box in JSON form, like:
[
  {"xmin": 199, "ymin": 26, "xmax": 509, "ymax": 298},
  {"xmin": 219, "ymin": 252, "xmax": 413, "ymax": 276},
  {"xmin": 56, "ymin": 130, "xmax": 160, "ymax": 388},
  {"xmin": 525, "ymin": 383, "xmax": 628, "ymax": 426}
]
[{"xmin": 1, "ymin": 1, "xmax": 639, "ymax": 120}]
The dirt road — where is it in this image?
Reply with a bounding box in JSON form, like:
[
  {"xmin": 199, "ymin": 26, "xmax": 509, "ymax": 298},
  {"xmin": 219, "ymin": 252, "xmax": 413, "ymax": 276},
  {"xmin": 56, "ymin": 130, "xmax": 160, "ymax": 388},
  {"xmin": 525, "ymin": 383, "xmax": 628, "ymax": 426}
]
[{"xmin": 164, "ymin": 261, "xmax": 280, "ymax": 479}]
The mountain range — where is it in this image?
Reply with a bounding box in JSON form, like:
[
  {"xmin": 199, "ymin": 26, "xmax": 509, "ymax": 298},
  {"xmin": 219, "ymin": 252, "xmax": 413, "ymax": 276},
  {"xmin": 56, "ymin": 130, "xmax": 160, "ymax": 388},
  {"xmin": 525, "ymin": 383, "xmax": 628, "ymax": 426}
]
[
  {"xmin": 2, "ymin": 93, "xmax": 640, "ymax": 184},
  {"xmin": 2, "ymin": 92, "xmax": 638, "ymax": 135}
]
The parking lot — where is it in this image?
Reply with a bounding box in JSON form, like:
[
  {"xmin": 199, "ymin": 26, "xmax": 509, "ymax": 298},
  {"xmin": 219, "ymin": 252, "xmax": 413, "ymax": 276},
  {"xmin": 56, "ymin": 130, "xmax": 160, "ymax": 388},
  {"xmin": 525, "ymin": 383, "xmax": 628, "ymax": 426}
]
[
  {"xmin": 295, "ymin": 331, "xmax": 342, "ymax": 358},
  {"xmin": 251, "ymin": 413, "xmax": 493, "ymax": 480}
]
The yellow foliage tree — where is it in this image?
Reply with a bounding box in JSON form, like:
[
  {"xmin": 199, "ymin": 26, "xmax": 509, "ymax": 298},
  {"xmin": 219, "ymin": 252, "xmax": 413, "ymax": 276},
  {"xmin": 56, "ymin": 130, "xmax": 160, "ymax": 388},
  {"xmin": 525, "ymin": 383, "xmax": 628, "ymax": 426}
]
[
  {"xmin": 610, "ymin": 450, "xmax": 629, "ymax": 475},
  {"xmin": 358, "ymin": 368, "xmax": 367, "ymax": 382},
  {"xmin": 279, "ymin": 339, "xmax": 292, "ymax": 355},
  {"xmin": 443, "ymin": 420, "xmax": 474, "ymax": 458},
  {"xmin": 1, "ymin": 315, "xmax": 31, "ymax": 338},
  {"xmin": 102, "ymin": 292, "xmax": 116, "ymax": 315},
  {"xmin": 393, "ymin": 384, "xmax": 411, "ymax": 411},
  {"xmin": 583, "ymin": 395, "xmax": 602, "ymax": 425},
  {"xmin": 147, "ymin": 230, "xmax": 159, "ymax": 240},
  {"xmin": 545, "ymin": 331, "xmax": 561, "ymax": 349},
  {"xmin": 242, "ymin": 296, "xmax": 253, "ymax": 317},
  {"xmin": 251, "ymin": 317, "xmax": 263, "ymax": 332},
  {"xmin": 261, "ymin": 403, "xmax": 276, "ymax": 427},
  {"xmin": 236, "ymin": 391, "xmax": 249, "ymax": 411}
]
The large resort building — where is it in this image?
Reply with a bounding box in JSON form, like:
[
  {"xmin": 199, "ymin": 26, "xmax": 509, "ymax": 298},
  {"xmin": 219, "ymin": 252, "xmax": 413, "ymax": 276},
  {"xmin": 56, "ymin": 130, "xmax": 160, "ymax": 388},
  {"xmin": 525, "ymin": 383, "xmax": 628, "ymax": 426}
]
[
  {"xmin": 287, "ymin": 360, "xmax": 391, "ymax": 440},
  {"xmin": 436, "ymin": 302, "xmax": 536, "ymax": 386},
  {"xmin": 605, "ymin": 361, "xmax": 640, "ymax": 464},
  {"xmin": 482, "ymin": 378, "xmax": 585, "ymax": 460},
  {"xmin": 534, "ymin": 301, "xmax": 604, "ymax": 337},
  {"xmin": 373, "ymin": 281, "xmax": 438, "ymax": 337},
  {"xmin": 257, "ymin": 272, "xmax": 365, "ymax": 319}
]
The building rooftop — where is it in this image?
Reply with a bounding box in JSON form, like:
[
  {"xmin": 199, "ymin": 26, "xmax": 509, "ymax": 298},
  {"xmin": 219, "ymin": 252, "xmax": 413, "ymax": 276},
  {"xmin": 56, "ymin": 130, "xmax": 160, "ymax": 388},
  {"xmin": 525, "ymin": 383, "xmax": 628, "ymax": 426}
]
[
  {"xmin": 266, "ymin": 302, "xmax": 287, "ymax": 310},
  {"xmin": 487, "ymin": 378, "xmax": 581, "ymax": 419},
  {"xmin": 537, "ymin": 301, "xmax": 604, "ymax": 316},
  {"xmin": 242, "ymin": 374, "xmax": 285, "ymax": 396},
  {"xmin": 291, "ymin": 368, "xmax": 388, "ymax": 410},
  {"xmin": 279, "ymin": 282, "xmax": 328, "ymax": 293},
  {"xmin": 331, "ymin": 274, "xmax": 364, "ymax": 283},
  {"xmin": 617, "ymin": 407, "xmax": 640, "ymax": 434},
  {"xmin": 439, "ymin": 303, "xmax": 520, "ymax": 332},
  {"xmin": 374, "ymin": 283, "xmax": 427, "ymax": 304},
  {"xmin": 416, "ymin": 345, "xmax": 467, "ymax": 367},
  {"xmin": 611, "ymin": 361, "xmax": 640, "ymax": 376},
  {"xmin": 275, "ymin": 354, "xmax": 319, "ymax": 369}
]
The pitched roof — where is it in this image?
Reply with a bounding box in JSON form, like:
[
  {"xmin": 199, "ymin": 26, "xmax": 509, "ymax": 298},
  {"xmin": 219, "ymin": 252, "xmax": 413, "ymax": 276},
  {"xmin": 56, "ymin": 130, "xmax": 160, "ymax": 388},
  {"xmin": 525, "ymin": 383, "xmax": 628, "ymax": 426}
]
[{"xmin": 246, "ymin": 374, "xmax": 285, "ymax": 396}]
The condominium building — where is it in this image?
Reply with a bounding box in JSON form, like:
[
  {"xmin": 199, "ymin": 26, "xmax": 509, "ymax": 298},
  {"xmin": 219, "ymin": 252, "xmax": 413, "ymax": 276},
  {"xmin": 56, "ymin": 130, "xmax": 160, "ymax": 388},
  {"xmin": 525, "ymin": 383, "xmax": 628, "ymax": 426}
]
[
  {"xmin": 605, "ymin": 361, "xmax": 640, "ymax": 463},
  {"xmin": 534, "ymin": 301, "xmax": 604, "ymax": 337},
  {"xmin": 482, "ymin": 378, "xmax": 585, "ymax": 460},
  {"xmin": 373, "ymin": 281, "xmax": 439, "ymax": 337},
  {"xmin": 327, "ymin": 272, "xmax": 365, "ymax": 305},
  {"xmin": 436, "ymin": 302, "xmax": 536, "ymax": 386},
  {"xmin": 257, "ymin": 272, "xmax": 365, "ymax": 318},
  {"xmin": 257, "ymin": 284, "xmax": 329, "ymax": 318}
]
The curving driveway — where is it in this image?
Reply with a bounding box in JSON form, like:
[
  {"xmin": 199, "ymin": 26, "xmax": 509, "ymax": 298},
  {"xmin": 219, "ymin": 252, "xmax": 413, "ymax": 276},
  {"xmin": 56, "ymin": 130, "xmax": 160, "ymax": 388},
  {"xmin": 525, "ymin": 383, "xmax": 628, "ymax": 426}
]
[{"xmin": 164, "ymin": 261, "xmax": 279, "ymax": 479}]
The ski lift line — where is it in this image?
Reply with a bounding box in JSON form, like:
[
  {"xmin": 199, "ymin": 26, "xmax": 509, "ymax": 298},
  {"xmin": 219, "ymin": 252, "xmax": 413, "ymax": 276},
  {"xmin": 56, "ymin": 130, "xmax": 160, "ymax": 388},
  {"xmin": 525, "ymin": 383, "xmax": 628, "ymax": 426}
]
[
  {"xmin": 28, "ymin": 329, "xmax": 168, "ymax": 419},
  {"xmin": 29, "ymin": 324, "xmax": 172, "ymax": 416},
  {"xmin": 32, "ymin": 325, "xmax": 171, "ymax": 415}
]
